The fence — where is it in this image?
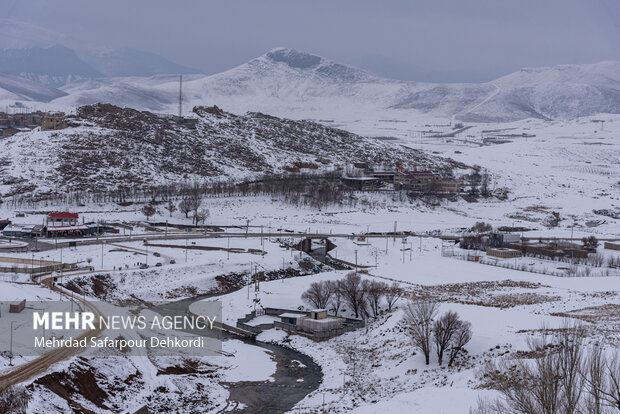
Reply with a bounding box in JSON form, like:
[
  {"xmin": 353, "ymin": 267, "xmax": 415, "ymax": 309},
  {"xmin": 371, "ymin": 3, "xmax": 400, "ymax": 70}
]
[{"xmin": 445, "ymin": 252, "xmax": 620, "ymax": 278}]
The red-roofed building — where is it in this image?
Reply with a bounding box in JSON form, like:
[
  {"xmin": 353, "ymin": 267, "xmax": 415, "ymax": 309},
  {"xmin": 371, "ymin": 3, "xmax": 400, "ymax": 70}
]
[{"xmin": 47, "ymin": 212, "xmax": 79, "ymax": 227}]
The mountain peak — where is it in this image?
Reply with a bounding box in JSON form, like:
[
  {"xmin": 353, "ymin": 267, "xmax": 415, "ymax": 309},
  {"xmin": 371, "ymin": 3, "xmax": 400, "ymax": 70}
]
[{"xmin": 264, "ymin": 47, "xmax": 323, "ymax": 69}]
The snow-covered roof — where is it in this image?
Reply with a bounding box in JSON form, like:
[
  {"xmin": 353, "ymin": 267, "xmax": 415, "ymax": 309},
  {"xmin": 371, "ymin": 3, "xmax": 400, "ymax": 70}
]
[
  {"xmin": 279, "ymin": 312, "xmax": 306, "ymax": 319},
  {"xmin": 47, "ymin": 225, "xmax": 88, "ymax": 232}
]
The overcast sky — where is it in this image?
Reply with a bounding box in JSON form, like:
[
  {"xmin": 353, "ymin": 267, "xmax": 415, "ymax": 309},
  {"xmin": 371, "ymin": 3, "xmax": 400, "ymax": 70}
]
[{"xmin": 2, "ymin": 0, "xmax": 620, "ymax": 82}]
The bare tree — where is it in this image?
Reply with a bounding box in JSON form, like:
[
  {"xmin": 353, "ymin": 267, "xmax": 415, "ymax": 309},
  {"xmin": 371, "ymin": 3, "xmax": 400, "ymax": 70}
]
[
  {"xmin": 385, "ymin": 282, "xmax": 403, "ymax": 312},
  {"xmin": 196, "ymin": 208, "xmax": 210, "ymax": 225},
  {"xmin": 585, "ymin": 348, "xmax": 620, "ymax": 412},
  {"xmin": 301, "ymin": 280, "xmax": 335, "ymax": 309},
  {"xmin": 328, "ymin": 280, "xmax": 343, "ymax": 316},
  {"xmin": 448, "ymin": 320, "xmax": 472, "ymax": 367},
  {"xmin": 141, "ymin": 204, "xmax": 156, "ymax": 221},
  {"xmin": 433, "ymin": 311, "xmax": 461, "ymax": 365},
  {"xmin": 471, "ymin": 323, "xmax": 587, "ymax": 414},
  {"xmin": 187, "ymin": 182, "xmax": 204, "ymax": 224},
  {"xmin": 178, "ymin": 198, "xmax": 192, "ymax": 218},
  {"xmin": 340, "ymin": 272, "xmax": 366, "ymax": 319},
  {"xmin": 165, "ymin": 200, "xmax": 177, "ymax": 217},
  {"xmin": 582, "ymin": 236, "xmax": 600, "ymax": 250},
  {"xmin": 403, "ymin": 301, "xmax": 438, "ymax": 365},
  {"xmin": 365, "ymin": 280, "xmax": 387, "ymax": 317}
]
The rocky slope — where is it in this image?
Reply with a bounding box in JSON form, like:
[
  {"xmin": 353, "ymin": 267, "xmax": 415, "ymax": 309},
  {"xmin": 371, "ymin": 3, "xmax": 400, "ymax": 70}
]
[{"xmin": 0, "ymin": 104, "xmax": 460, "ymax": 199}]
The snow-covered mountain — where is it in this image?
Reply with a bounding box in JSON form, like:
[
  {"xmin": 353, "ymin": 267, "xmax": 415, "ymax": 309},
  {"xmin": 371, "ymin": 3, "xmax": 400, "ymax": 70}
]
[
  {"xmin": 38, "ymin": 48, "xmax": 620, "ymax": 122},
  {"xmin": 0, "ymin": 103, "xmax": 456, "ymax": 199},
  {"xmin": 0, "ymin": 73, "xmax": 67, "ymax": 103},
  {"xmin": 0, "ymin": 45, "xmax": 102, "ymax": 88},
  {"xmin": 3, "ymin": 46, "xmax": 620, "ymax": 122}
]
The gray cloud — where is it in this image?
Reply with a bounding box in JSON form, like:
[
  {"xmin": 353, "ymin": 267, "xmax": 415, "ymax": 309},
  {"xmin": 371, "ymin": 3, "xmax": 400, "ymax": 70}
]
[{"xmin": 2, "ymin": 0, "xmax": 619, "ymax": 82}]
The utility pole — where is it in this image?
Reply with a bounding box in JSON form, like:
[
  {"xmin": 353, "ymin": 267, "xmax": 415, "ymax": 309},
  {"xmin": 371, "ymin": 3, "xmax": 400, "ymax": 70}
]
[
  {"xmin": 246, "ymin": 220, "xmax": 249, "ymax": 239},
  {"xmin": 9, "ymin": 321, "xmax": 14, "ymax": 366},
  {"xmin": 178, "ymin": 75, "xmax": 183, "ymax": 117},
  {"xmin": 101, "ymin": 241, "xmax": 104, "ymax": 269},
  {"xmin": 354, "ymin": 250, "xmax": 358, "ymax": 275},
  {"xmin": 185, "ymin": 238, "xmax": 188, "ymax": 263},
  {"xmin": 227, "ymin": 237, "xmax": 230, "ymax": 261},
  {"xmin": 393, "ymin": 221, "xmax": 397, "ymax": 243}
]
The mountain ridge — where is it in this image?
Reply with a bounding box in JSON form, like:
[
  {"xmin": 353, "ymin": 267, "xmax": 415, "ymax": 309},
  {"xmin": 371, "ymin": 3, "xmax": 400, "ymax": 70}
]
[{"xmin": 3, "ymin": 47, "xmax": 620, "ymax": 122}]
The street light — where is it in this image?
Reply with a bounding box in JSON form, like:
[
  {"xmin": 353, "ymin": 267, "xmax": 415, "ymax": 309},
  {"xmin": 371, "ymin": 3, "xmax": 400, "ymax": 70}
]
[
  {"xmin": 9, "ymin": 321, "xmax": 14, "ymax": 366},
  {"xmin": 101, "ymin": 241, "xmax": 105, "ymax": 269}
]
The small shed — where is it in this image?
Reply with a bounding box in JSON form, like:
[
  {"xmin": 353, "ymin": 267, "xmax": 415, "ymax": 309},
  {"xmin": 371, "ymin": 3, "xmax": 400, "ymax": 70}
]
[
  {"xmin": 279, "ymin": 312, "xmax": 306, "ymax": 326},
  {"xmin": 309, "ymin": 309, "xmax": 328, "ymax": 320}
]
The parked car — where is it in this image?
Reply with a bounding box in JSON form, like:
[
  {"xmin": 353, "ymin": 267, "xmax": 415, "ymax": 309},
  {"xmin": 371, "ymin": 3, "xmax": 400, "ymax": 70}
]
[
  {"xmin": 153, "ymin": 252, "xmax": 161, "ymax": 257},
  {"xmin": 155, "ymin": 262, "xmax": 162, "ymax": 267},
  {"xmin": 169, "ymin": 259, "xmax": 176, "ymax": 264},
  {"xmin": 139, "ymin": 264, "xmax": 149, "ymax": 269}
]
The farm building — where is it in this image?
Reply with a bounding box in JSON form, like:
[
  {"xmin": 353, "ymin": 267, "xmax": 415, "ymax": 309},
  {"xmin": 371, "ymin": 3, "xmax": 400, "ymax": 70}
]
[{"xmin": 486, "ymin": 247, "xmax": 522, "ymax": 258}]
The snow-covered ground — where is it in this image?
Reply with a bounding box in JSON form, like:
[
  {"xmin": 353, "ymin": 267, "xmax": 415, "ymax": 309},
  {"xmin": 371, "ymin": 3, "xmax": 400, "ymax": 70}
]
[
  {"xmin": 200, "ymin": 235, "xmax": 620, "ymax": 413},
  {"xmin": 0, "ymin": 107, "xmax": 618, "ymax": 412}
]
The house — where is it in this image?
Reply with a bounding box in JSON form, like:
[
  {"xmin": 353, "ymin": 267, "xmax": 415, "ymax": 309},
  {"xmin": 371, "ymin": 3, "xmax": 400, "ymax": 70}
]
[{"xmin": 41, "ymin": 112, "xmax": 67, "ymax": 130}]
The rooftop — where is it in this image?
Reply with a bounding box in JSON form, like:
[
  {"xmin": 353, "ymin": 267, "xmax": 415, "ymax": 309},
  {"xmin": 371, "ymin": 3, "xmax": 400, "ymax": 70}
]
[{"xmin": 48, "ymin": 212, "xmax": 79, "ymax": 219}]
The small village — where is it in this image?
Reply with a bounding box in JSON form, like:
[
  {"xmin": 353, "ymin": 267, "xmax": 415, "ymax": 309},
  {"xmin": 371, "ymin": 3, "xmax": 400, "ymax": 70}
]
[{"xmin": 0, "ymin": 106, "xmax": 67, "ymax": 138}]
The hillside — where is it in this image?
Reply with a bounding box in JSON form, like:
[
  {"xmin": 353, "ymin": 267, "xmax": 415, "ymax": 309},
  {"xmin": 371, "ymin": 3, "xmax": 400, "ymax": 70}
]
[
  {"xmin": 0, "ymin": 104, "xmax": 459, "ymax": 200},
  {"xmin": 0, "ymin": 73, "xmax": 67, "ymax": 102}
]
